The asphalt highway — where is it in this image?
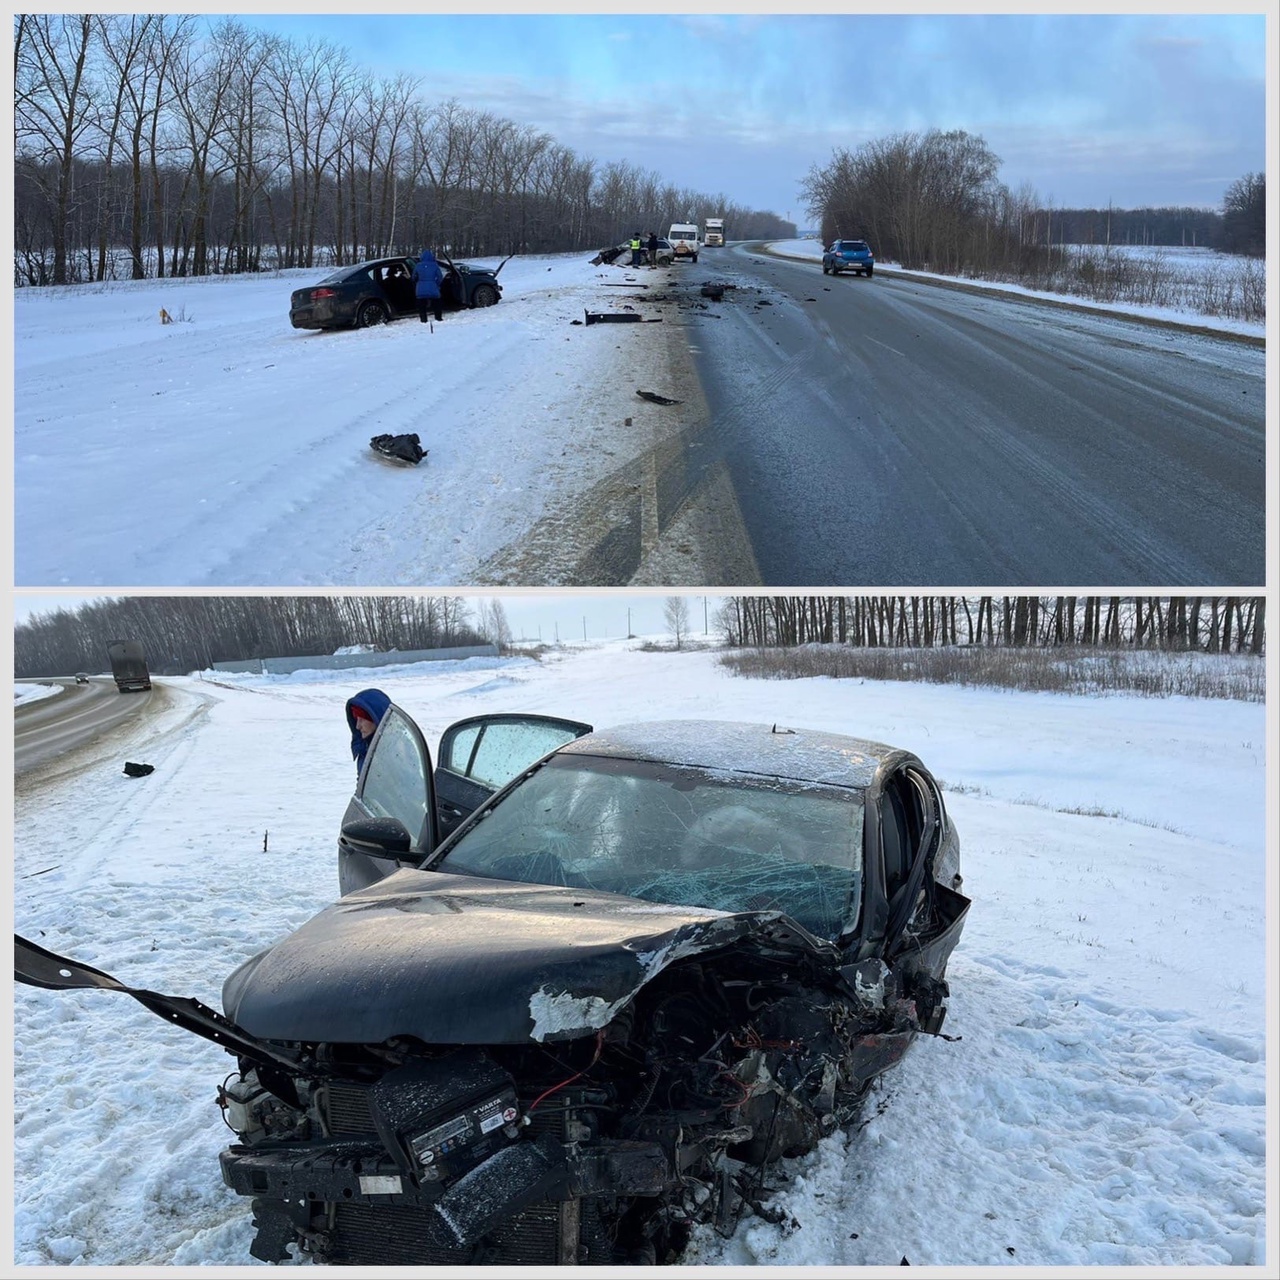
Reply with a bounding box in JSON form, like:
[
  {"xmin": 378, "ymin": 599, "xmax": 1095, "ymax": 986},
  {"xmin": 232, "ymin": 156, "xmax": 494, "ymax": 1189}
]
[
  {"xmin": 670, "ymin": 246, "xmax": 1265, "ymax": 586},
  {"xmin": 14, "ymin": 678, "xmax": 158, "ymax": 776}
]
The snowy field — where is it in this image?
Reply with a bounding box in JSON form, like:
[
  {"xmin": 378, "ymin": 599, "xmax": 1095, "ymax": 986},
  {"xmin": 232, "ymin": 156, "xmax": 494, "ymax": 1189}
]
[
  {"xmin": 770, "ymin": 239, "xmax": 1266, "ymax": 339},
  {"xmin": 12, "ymin": 642, "xmax": 1267, "ymax": 1268},
  {"xmin": 14, "ymin": 252, "xmax": 680, "ymax": 588}
]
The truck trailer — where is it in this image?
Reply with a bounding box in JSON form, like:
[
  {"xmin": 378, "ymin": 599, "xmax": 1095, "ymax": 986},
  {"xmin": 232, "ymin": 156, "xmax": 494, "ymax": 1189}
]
[{"xmin": 108, "ymin": 640, "xmax": 152, "ymax": 692}]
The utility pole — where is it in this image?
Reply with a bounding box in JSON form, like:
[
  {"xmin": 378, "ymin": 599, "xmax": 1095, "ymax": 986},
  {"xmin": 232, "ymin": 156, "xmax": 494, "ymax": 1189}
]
[
  {"xmin": 703, "ymin": 596, "xmax": 708, "ymax": 635},
  {"xmin": 582, "ymin": 617, "xmax": 587, "ymax": 642}
]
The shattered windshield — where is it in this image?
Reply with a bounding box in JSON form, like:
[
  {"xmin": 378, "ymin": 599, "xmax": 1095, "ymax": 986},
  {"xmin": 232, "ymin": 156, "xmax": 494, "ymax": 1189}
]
[{"xmin": 435, "ymin": 754, "xmax": 864, "ymax": 940}]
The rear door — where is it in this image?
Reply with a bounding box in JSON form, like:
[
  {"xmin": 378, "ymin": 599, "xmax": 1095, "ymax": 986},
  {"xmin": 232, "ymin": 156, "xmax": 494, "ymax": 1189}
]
[{"xmin": 435, "ymin": 714, "xmax": 593, "ymax": 841}]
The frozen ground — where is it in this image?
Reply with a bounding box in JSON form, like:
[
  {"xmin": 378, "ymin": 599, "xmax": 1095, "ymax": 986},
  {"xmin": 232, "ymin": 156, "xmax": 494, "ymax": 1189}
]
[
  {"xmin": 14, "ymin": 682, "xmax": 64, "ymax": 706},
  {"xmin": 12, "ymin": 642, "xmax": 1268, "ymax": 1268},
  {"xmin": 15, "ymin": 242, "xmax": 1262, "ymax": 589},
  {"xmin": 14, "ymin": 252, "xmax": 682, "ymax": 588}
]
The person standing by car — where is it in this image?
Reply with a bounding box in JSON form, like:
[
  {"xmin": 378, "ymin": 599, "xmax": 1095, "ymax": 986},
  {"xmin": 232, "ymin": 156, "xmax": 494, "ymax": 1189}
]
[
  {"xmin": 646, "ymin": 231, "xmax": 660, "ymax": 268},
  {"xmin": 629, "ymin": 233, "xmax": 643, "ymax": 267},
  {"xmin": 346, "ymin": 689, "xmax": 390, "ymax": 777},
  {"xmin": 412, "ymin": 250, "xmax": 445, "ymax": 323}
]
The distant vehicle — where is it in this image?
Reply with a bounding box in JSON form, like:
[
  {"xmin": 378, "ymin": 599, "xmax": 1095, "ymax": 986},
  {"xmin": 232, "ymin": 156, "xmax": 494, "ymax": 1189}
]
[
  {"xmin": 74, "ymin": 673, "xmax": 89, "ymax": 684},
  {"xmin": 704, "ymin": 218, "xmax": 725, "ymax": 247},
  {"xmin": 107, "ymin": 641, "xmax": 151, "ymax": 693},
  {"xmin": 822, "ymin": 239, "xmax": 875, "ymax": 277},
  {"xmin": 667, "ymin": 223, "xmax": 701, "ymax": 262},
  {"xmin": 289, "ymin": 255, "xmax": 505, "ymax": 331}
]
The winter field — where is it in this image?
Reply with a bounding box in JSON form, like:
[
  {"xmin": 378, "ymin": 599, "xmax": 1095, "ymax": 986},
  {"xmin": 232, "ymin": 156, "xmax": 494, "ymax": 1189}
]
[
  {"xmin": 771, "ymin": 239, "xmax": 1267, "ymax": 337},
  {"xmin": 11, "ymin": 642, "xmax": 1268, "ymax": 1268},
  {"xmin": 14, "ymin": 244, "xmax": 1264, "ymax": 589}
]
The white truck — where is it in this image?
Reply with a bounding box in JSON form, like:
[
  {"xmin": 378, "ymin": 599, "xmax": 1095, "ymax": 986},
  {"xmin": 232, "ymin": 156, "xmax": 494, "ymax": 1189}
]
[
  {"xmin": 668, "ymin": 222, "xmax": 701, "ymax": 263},
  {"xmin": 704, "ymin": 218, "xmax": 725, "ymax": 247}
]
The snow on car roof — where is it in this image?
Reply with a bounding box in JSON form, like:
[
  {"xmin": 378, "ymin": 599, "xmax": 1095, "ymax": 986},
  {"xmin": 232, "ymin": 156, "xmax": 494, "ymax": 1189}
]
[{"xmin": 559, "ymin": 720, "xmax": 895, "ymax": 789}]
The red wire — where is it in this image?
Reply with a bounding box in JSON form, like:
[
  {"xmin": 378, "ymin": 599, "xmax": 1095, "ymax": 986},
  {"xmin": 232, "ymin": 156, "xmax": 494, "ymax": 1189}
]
[{"xmin": 526, "ymin": 1031, "xmax": 604, "ymax": 1114}]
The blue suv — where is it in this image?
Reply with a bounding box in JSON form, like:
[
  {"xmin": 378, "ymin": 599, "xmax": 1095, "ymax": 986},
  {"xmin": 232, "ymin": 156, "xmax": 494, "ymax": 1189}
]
[{"xmin": 822, "ymin": 238, "xmax": 875, "ymax": 277}]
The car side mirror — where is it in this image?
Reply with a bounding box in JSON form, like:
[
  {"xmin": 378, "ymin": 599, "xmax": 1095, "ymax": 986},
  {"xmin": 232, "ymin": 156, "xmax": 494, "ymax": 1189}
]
[{"xmin": 341, "ymin": 816, "xmax": 413, "ymax": 858}]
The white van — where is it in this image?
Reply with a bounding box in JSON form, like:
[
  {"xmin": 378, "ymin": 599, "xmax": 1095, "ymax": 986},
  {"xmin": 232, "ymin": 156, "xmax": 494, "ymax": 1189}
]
[{"xmin": 668, "ymin": 223, "xmax": 701, "ymax": 262}]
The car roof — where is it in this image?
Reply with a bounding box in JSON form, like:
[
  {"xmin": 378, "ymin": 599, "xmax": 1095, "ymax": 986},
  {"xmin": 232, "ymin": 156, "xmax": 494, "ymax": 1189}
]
[{"xmin": 556, "ymin": 720, "xmax": 895, "ymax": 789}]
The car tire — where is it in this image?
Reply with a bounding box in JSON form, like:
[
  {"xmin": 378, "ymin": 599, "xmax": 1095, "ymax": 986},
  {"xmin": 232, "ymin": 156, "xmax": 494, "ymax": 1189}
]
[
  {"xmin": 866, "ymin": 266, "xmax": 874, "ymax": 277},
  {"xmin": 356, "ymin": 301, "xmax": 389, "ymax": 328},
  {"xmin": 691, "ymin": 253, "xmax": 698, "ymax": 263},
  {"xmin": 471, "ymin": 283, "xmax": 499, "ymax": 308},
  {"xmin": 822, "ymin": 262, "xmax": 829, "ymax": 274}
]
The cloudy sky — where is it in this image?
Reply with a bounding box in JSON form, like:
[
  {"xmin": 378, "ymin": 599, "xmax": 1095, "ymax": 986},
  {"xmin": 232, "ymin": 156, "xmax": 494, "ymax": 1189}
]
[{"xmin": 226, "ymin": 9, "xmax": 1267, "ymax": 219}]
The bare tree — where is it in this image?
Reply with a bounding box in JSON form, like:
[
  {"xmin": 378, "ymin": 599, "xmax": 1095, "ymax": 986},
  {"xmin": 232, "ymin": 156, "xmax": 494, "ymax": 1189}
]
[{"xmin": 664, "ymin": 597, "xmax": 692, "ymax": 650}]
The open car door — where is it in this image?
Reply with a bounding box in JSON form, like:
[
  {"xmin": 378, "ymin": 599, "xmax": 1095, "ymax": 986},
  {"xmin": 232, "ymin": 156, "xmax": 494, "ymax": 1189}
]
[{"xmin": 338, "ymin": 708, "xmax": 591, "ymax": 895}]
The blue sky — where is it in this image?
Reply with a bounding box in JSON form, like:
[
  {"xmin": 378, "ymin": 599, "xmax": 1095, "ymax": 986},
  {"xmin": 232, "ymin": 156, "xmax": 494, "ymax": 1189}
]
[{"xmin": 228, "ymin": 11, "xmax": 1268, "ymax": 217}]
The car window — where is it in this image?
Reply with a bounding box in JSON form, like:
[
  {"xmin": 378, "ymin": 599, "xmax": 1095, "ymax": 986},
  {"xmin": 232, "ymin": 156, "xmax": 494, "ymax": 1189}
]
[
  {"xmin": 440, "ymin": 719, "xmax": 587, "ymax": 790},
  {"xmin": 437, "ymin": 754, "xmax": 864, "ymax": 940},
  {"xmin": 359, "ymin": 707, "xmax": 432, "ymax": 850}
]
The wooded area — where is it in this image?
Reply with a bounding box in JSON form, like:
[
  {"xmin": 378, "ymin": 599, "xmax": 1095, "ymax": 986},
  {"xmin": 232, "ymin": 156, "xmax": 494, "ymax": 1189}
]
[
  {"xmin": 801, "ymin": 128, "xmax": 1266, "ymax": 282},
  {"xmin": 717, "ymin": 596, "xmax": 1266, "ymax": 655},
  {"xmin": 13, "ymin": 14, "xmax": 793, "ymax": 287},
  {"xmin": 13, "ymin": 595, "xmax": 489, "ymax": 677}
]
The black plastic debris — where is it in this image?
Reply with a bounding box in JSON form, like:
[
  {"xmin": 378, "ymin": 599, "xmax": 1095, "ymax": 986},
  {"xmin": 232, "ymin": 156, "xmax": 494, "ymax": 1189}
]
[
  {"xmin": 636, "ymin": 390, "xmax": 681, "ymax": 406},
  {"xmin": 701, "ymin": 285, "xmax": 725, "ymax": 301},
  {"xmin": 370, "ymin": 433, "xmax": 426, "ymax": 465},
  {"xmin": 123, "ymin": 762, "xmax": 155, "ymax": 778},
  {"xmin": 585, "ymin": 310, "xmax": 642, "ymax": 325}
]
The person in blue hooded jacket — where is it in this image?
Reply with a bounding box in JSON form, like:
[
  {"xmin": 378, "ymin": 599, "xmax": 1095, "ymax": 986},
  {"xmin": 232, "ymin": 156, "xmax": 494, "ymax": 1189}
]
[
  {"xmin": 346, "ymin": 688, "xmax": 391, "ymax": 777},
  {"xmin": 412, "ymin": 249, "xmax": 445, "ymax": 323}
]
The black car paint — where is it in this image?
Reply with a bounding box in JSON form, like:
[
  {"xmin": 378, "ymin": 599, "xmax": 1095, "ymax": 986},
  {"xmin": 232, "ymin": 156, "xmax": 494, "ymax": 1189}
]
[
  {"xmin": 13, "ymin": 716, "xmax": 968, "ymax": 1266},
  {"xmin": 289, "ymin": 255, "xmax": 504, "ymax": 331}
]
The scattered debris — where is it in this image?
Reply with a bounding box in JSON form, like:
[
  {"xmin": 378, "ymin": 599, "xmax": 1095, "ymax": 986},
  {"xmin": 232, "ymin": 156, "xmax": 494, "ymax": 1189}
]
[
  {"xmin": 701, "ymin": 285, "xmax": 725, "ymax": 301},
  {"xmin": 123, "ymin": 762, "xmax": 155, "ymax": 778},
  {"xmin": 602, "ymin": 282, "xmax": 648, "ymax": 288},
  {"xmin": 370, "ymin": 432, "xmax": 426, "ymax": 465},
  {"xmin": 636, "ymin": 390, "xmax": 681, "ymax": 406}
]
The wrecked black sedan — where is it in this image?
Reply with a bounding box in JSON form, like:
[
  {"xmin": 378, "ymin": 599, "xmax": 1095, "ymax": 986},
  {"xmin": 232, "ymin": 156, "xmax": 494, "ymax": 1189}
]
[
  {"xmin": 15, "ymin": 716, "xmax": 968, "ymax": 1267},
  {"xmin": 289, "ymin": 254, "xmax": 504, "ymax": 330}
]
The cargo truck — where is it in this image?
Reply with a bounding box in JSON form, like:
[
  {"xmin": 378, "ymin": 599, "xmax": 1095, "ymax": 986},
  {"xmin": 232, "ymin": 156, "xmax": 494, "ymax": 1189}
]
[
  {"xmin": 704, "ymin": 218, "xmax": 725, "ymax": 247},
  {"xmin": 108, "ymin": 640, "xmax": 152, "ymax": 692}
]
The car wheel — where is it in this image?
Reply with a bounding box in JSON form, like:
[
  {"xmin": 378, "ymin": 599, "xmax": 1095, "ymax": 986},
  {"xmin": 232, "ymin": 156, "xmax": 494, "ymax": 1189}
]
[
  {"xmin": 822, "ymin": 262, "xmax": 829, "ymax": 274},
  {"xmin": 356, "ymin": 300, "xmax": 389, "ymax": 328},
  {"xmin": 866, "ymin": 266, "xmax": 874, "ymax": 277},
  {"xmin": 691, "ymin": 253, "xmax": 698, "ymax": 263},
  {"xmin": 471, "ymin": 283, "xmax": 499, "ymax": 308}
]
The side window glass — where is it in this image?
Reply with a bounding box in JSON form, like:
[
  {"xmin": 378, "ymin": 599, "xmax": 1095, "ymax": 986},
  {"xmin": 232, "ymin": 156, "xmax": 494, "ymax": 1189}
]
[
  {"xmin": 359, "ymin": 708, "xmax": 431, "ymax": 850},
  {"xmin": 466, "ymin": 722, "xmax": 579, "ymax": 789}
]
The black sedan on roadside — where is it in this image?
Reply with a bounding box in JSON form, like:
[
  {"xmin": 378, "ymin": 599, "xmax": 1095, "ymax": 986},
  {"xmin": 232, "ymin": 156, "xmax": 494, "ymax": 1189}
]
[
  {"xmin": 15, "ymin": 714, "xmax": 968, "ymax": 1267},
  {"xmin": 289, "ymin": 254, "xmax": 505, "ymax": 330}
]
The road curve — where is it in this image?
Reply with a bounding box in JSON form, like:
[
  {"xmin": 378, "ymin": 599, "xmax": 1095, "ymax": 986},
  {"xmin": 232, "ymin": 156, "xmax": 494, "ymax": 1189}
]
[
  {"xmin": 670, "ymin": 244, "xmax": 1265, "ymax": 586},
  {"xmin": 14, "ymin": 678, "xmax": 159, "ymax": 776}
]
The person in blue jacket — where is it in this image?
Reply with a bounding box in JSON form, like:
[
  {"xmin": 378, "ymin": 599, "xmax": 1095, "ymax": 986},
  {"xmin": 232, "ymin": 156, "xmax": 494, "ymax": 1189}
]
[
  {"xmin": 346, "ymin": 688, "xmax": 391, "ymax": 777},
  {"xmin": 412, "ymin": 249, "xmax": 445, "ymax": 323}
]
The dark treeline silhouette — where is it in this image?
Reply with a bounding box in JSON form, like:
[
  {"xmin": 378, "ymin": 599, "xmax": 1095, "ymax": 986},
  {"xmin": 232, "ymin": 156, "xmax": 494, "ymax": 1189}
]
[
  {"xmin": 803, "ymin": 128, "xmax": 1261, "ymax": 270},
  {"xmin": 14, "ymin": 13, "xmax": 793, "ymax": 286},
  {"xmin": 14, "ymin": 595, "xmax": 486, "ymax": 677},
  {"xmin": 1221, "ymin": 172, "xmax": 1265, "ymax": 257},
  {"xmin": 718, "ymin": 596, "xmax": 1265, "ymax": 655}
]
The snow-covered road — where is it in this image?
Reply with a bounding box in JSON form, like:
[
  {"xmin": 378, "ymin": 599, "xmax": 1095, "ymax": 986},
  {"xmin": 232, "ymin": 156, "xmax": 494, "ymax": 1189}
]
[{"xmin": 12, "ymin": 643, "xmax": 1267, "ymax": 1267}]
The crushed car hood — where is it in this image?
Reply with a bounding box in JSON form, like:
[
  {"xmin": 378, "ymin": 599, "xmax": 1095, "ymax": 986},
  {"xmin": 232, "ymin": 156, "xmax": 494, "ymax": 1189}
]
[{"xmin": 222, "ymin": 870, "xmax": 838, "ymax": 1046}]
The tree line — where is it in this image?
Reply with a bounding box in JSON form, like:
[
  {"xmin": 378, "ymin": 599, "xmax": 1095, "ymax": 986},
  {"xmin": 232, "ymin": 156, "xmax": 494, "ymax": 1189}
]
[
  {"xmin": 13, "ymin": 13, "xmax": 794, "ymax": 287},
  {"xmin": 801, "ymin": 127, "xmax": 1264, "ymax": 275},
  {"xmin": 717, "ymin": 596, "xmax": 1265, "ymax": 655},
  {"xmin": 13, "ymin": 595, "xmax": 492, "ymax": 678}
]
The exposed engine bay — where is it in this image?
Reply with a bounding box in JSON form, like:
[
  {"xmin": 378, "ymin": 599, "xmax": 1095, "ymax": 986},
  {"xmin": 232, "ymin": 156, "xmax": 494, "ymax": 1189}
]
[{"xmin": 216, "ymin": 937, "xmax": 960, "ymax": 1265}]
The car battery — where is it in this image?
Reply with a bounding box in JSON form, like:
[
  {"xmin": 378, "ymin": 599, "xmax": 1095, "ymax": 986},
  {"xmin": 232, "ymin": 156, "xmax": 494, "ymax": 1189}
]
[{"xmin": 367, "ymin": 1048, "xmax": 523, "ymax": 1186}]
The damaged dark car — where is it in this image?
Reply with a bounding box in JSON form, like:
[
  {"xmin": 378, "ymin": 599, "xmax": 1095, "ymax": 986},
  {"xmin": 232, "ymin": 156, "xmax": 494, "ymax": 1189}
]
[
  {"xmin": 15, "ymin": 715, "xmax": 968, "ymax": 1267},
  {"xmin": 289, "ymin": 254, "xmax": 505, "ymax": 330}
]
